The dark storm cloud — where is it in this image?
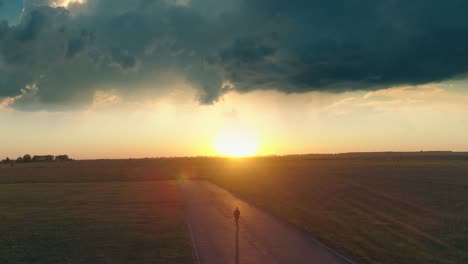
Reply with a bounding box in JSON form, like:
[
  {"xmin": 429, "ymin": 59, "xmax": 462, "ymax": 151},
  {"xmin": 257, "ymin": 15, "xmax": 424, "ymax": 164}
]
[
  {"xmin": 222, "ymin": 0, "xmax": 468, "ymax": 93},
  {"xmin": 65, "ymin": 29, "xmax": 92, "ymax": 58},
  {"xmin": 1, "ymin": 0, "xmax": 468, "ymax": 110},
  {"xmin": 15, "ymin": 8, "xmax": 50, "ymax": 41}
]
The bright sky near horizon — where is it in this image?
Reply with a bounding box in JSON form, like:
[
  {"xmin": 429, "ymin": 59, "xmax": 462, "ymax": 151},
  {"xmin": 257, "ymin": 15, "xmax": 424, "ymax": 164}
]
[
  {"xmin": 2, "ymin": 82, "xmax": 468, "ymax": 159},
  {"xmin": 1, "ymin": 1, "xmax": 468, "ymax": 159}
]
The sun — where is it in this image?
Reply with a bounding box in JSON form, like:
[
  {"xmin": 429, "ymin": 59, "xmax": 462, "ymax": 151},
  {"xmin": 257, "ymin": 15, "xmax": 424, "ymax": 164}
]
[{"xmin": 214, "ymin": 126, "xmax": 259, "ymax": 157}]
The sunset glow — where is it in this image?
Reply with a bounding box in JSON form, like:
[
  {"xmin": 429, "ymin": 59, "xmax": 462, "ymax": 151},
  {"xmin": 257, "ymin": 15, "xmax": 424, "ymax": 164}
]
[
  {"xmin": 0, "ymin": 0, "xmax": 467, "ymax": 159},
  {"xmin": 214, "ymin": 126, "xmax": 259, "ymax": 157}
]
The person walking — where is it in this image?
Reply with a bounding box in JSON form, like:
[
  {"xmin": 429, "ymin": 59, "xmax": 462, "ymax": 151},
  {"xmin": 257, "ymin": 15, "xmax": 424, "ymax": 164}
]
[{"xmin": 234, "ymin": 207, "xmax": 240, "ymax": 226}]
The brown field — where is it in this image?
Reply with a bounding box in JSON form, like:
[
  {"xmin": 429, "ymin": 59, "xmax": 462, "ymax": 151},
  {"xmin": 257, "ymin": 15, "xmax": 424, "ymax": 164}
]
[
  {"xmin": 0, "ymin": 162, "xmax": 193, "ymax": 264},
  {"xmin": 196, "ymin": 157, "xmax": 468, "ymax": 264},
  {"xmin": 1, "ymin": 155, "xmax": 467, "ymax": 264}
]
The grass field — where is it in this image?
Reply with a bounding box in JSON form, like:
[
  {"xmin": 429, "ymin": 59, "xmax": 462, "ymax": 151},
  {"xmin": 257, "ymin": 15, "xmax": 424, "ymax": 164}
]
[
  {"xmin": 1, "ymin": 156, "xmax": 467, "ymax": 264},
  {"xmin": 196, "ymin": 157, "xmax": 468, "ymax": 264},
  {"xmin": 0, "ymin": 162, "xmax": 193, "ymax": 264}
]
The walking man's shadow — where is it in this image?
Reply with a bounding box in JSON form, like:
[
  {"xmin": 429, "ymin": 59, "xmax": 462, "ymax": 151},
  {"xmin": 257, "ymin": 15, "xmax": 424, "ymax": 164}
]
[{"xmin": 235, "ymin": 225, "xmax": 239, "ymax": 264}]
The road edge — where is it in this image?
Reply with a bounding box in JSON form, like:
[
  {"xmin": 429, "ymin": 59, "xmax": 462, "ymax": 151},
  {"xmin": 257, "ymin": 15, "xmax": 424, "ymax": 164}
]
[{"xmin": 181, "ymin": 183, "xmax": 201, "ymax": 264}]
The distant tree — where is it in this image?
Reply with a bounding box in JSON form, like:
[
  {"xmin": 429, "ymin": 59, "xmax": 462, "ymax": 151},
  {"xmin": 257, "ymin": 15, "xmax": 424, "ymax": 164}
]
[
  {"xmin": 23, "ymin": 154, "xmax": 32, "ymax": 162},
  {"xmin": 2, "ymin": 157, "xmax": 10, "ymax": 164},
  {"xmin": 55, "ymin": 155, "xmax": 70, "ymax": 161},
  {"xmin": 32, "ymin": 155, "xmax": 55, "ymax": 162},
  {"xmin": 16, "ymin": 157, "xmax": 23, "ymax": 163}
]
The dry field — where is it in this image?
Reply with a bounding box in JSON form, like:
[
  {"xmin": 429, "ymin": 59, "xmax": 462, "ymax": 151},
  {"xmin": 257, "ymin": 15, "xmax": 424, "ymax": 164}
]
[
  {"xmin": 0, "ymin": 162, "xmax": 192, "ymax": 264},
  {"xmin": 1, "ymin": 156, "xmax": 467, "ymax": 264},
  {"xmin": 195, "ymin": 156, "xmax": 468, "ymax": 264}
]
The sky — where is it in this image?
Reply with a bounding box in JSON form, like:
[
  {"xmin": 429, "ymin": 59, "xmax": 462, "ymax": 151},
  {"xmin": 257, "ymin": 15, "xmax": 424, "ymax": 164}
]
[{"xmin": 1, "ymin": 0, "xmax": 468, "ymax": 159}]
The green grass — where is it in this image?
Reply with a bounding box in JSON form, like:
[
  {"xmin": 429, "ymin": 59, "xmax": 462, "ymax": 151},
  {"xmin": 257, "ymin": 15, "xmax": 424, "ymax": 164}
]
[{"xmin": 0, "ymin": 166, "xmax": 193, "ymax": 264}]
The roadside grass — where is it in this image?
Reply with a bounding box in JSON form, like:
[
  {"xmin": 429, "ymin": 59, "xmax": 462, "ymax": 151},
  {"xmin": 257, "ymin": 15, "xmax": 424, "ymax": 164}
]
[
  {"xmin": 195, "ymin": 158, "xmax": 468, "ymax": 264},
  {"xmin": 0, "ymin": 179, "xmax": 192, "ymax": 264}
]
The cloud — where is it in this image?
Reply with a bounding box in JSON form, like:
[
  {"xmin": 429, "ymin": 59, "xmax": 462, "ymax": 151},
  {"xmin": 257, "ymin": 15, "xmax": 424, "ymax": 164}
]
[
  {"xmin": 49, "ymin": 0, "xmax": 87, "ymax": 8},
  {"xmin": 0, "ymin": 83, "xmax": 39, "ymax": 110},
  {"xmin": 1, "ymin": 0, "xmax": 468, "ymax": 110},
  {"xmin": 164, "ymin": 0, "xmax": 191, "ymax": 7},
  {"xmin": 91, "ymin": 89, "xmax": 121, "ymax": 108},
  {"xmin": 363, "ymin": 85, "xmax": 443, "ymax": 99},
  {"xmin": 324, "ymin": 84, "xmax": 468, "ymax": 116}
]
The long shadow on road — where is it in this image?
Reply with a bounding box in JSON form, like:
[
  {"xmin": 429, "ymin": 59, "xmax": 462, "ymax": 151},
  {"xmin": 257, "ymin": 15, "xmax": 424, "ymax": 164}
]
[{"xmin": 235, "ymin": 226, "xmax": 239, "ymax": 264}]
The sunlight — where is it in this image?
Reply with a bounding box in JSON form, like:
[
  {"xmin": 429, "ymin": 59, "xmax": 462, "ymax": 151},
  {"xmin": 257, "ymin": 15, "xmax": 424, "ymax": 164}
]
[
  {"xmin": 214, "ymin": 126, "xmax": 259, "ymax": 157},
  {"xmin": 49, "ymin": 0, "xmax": 86, "ymax": 8}
]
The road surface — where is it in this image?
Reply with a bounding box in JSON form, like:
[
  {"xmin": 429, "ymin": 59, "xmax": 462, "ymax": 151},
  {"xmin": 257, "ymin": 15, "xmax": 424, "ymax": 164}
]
[{"xmin": 181, "ymin": 181, "xmax": 354, "ymax": 264}]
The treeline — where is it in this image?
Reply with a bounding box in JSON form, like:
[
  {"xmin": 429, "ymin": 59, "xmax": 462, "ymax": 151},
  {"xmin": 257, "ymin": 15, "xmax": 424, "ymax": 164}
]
[{"xmin": 2, "ymin": 154, "xmax": 72, "ymax": 164}]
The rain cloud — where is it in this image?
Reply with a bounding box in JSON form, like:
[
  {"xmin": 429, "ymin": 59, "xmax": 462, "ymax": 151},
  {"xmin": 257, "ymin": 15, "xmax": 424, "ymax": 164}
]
[{"xmin": 1, "ymin": 0, "xmax": 468, "ymax": 109}]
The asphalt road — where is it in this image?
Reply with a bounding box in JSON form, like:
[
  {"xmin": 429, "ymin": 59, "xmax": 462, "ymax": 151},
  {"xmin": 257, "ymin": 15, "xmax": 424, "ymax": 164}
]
[{"xmin": 181, "ymin": 181, "xmax": 354, "ymax": 264}]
